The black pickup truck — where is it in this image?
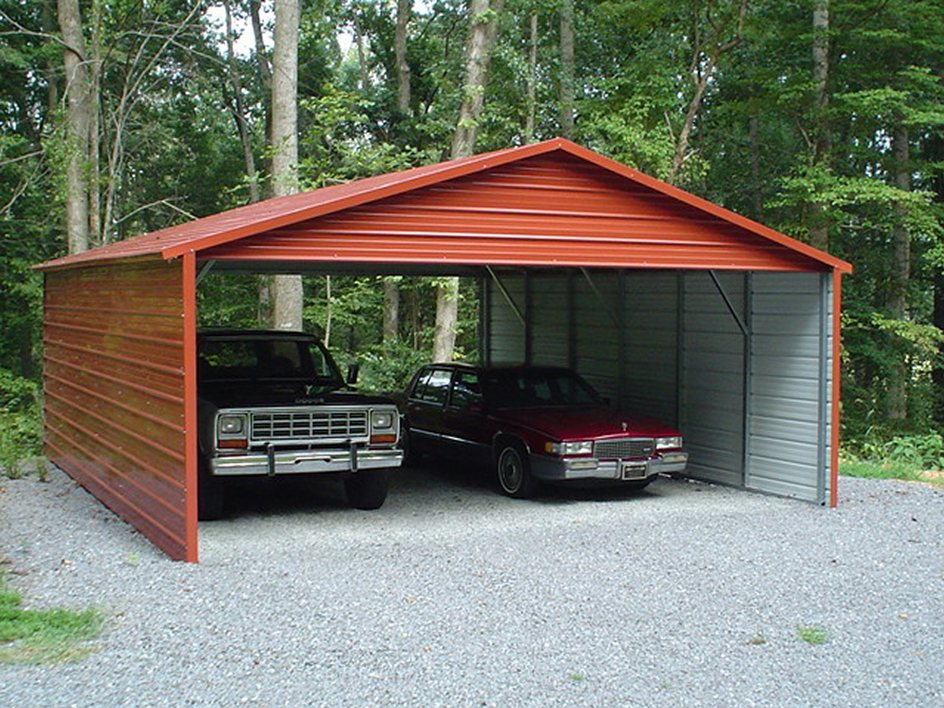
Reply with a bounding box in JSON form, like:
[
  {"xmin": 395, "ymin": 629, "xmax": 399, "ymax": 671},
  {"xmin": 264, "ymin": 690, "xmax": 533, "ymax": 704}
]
[{"xmin": 197, "ymin": 329, "xmax": 403, "ymax": 519}]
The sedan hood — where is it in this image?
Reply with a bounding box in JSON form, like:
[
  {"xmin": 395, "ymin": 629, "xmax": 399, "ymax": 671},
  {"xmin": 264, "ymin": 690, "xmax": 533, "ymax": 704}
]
[{"xmin": 492, "ymin": 405, "xmax": 680, "ymax": 440}]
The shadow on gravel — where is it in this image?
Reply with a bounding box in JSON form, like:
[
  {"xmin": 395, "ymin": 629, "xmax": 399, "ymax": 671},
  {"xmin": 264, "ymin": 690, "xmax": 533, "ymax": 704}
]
[{"xmin": 212, "ymin": 461, "xmax": 661, "ymax": 520}]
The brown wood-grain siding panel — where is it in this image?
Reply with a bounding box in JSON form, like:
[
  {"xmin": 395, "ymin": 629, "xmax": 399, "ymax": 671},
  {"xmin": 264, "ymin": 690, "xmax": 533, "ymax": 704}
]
[
  {"xmin": 43, "ymin": 258, "xmax": 188, "ymax": 560},
  {"xmin": 202, "ymin": 154, "xmax": 826, "ymax": 272}
]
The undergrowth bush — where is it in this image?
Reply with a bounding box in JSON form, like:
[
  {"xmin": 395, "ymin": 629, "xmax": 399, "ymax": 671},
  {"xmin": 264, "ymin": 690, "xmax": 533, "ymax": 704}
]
[
  {"xmin": 0, "ymin": 368, "xmax": 43, "ymax": 478},
  {"xmin": 853, "ymin": 431, "xmax": 944, "ymax": 470}
]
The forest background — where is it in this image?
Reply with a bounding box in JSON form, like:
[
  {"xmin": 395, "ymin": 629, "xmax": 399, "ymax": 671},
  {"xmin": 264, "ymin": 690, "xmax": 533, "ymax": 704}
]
[{"xmin": 1, "ymin": 0, "xmax": 943, "ymax": 478}]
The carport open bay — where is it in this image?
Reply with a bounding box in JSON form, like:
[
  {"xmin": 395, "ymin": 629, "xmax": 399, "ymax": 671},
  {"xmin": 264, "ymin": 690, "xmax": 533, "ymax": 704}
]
[{"xmin": 2, "ymin": 465, "xmax": 942, "ymax": 706}]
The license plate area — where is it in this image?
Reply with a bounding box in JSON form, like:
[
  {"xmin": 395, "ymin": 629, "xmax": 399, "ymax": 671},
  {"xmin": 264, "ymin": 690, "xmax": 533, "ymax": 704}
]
[{"xmin": 621, "ymin": 461, "xmax": 648, "ymax": 480}]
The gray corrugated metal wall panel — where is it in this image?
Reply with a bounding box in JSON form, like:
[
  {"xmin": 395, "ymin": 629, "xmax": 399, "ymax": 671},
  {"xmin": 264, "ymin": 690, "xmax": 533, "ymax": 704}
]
[
  {"xmin": 623, "ymin": 271, "xmax": 678, "ymax": 424},
  {"xmin": 575, "ymin": 272, "xmax": 619, "ymax": 399},
  {"xmin": 530, "ymin": 273, "xmax": 570, "ymax": 367},
  {"xmin": 680, "ymin": 272, "xmax": 745, "ymax": 487},
  {"xmin": 747, "ymin": 272, "xmax": 823, "ymax": 502},
  {"xmin": 487, "ymin": 273, "xmax": 526, "ymax": 363}
]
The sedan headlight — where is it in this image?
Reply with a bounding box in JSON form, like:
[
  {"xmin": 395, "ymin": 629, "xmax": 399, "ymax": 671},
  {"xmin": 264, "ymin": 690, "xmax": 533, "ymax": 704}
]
[
  {"xmin": 371, "ymin": 410, "xmax": 395, "ymax": 430},
  {"xmin": 546, "ymin": 440, "xmax": 594, "ymax": 456},
  {"xmin": 656, "ymin": 436, "xmax": 683, "ymax": 451},
  {"xmin": 218, "ymin": 414, "xmax": 246, "ymax": 436}
]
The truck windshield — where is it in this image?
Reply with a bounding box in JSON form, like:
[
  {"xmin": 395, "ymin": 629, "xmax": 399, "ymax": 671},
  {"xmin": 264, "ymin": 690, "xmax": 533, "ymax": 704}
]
[{"xmin": 198, "ymin": 338, "xmax": 343, "ymax": 386}]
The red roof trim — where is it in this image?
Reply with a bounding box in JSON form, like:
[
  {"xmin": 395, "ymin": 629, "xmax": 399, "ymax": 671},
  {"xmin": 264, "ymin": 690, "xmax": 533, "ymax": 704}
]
[{"xmin": 35, "ymin": 137, "xmax": 851, "ymax": 274}]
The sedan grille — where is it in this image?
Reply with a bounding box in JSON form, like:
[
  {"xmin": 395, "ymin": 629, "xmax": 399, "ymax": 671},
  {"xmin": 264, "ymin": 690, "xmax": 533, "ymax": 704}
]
[
  {"xmin": 594, "ymin": 438, "xmax": 655, "ymax": 460},
  {"xmin": 251, "ymin": 410, "xmax": 368, "ymax": 442}
]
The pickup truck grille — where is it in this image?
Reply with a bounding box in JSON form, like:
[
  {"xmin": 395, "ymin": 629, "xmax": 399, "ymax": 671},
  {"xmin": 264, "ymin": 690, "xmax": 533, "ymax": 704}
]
[
  {"xmin": 251, "ymin": 410, "xmax": 368, "ymax": 442},
  {"xmin": 594, "ymin": 438, "xmax": 654, "ymax": 460}
]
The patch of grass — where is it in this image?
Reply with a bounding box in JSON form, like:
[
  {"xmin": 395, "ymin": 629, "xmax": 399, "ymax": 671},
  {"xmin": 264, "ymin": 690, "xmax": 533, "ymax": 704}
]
[
  {"xmin": 0, "ymin": 575, "xmax": 103, "ymax": 665},
  {"xmin": 840, "ymin": 458, "xmax": 944, "ymax": 487},
  {"xmin": 568, "ymin": 672, "xmax": 585, "ymax": 682},
  {"xmin": 796, "ymin": 625, "xmax": 829, "ymax": 646}
]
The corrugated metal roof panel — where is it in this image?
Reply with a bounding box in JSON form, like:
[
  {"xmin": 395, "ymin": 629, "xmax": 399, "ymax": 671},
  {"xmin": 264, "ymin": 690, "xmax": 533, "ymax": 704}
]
[
  {"xmin": 200, "ymin": 153, "xmax": 824, "ymax": 272},
  {"xmin": 36, "ymin": 138, "xmax": 851, "ymax": 274}
]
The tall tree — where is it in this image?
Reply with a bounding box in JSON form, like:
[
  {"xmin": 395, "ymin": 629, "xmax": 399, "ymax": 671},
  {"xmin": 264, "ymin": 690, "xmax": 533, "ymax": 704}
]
[
  {"xmin": 395, "ymin": 0, "xmax": 411, "ymax": 114},
  {"xmin": 269, "ymin": 0, "xmax": 303, "ymax": 330},
  {"xmin": 450, "ymin": 0, "xmax": 505, "ymax": 159},
  {"xmin": 435, "ymin": 0, "xmax": 504, "ymax": 362},
  {"xmin": 559, "ymin": 0, "xmax": 575, "ymax": 138},
  {"xmin": 808, "ymin": 0, "xmax": 831, "ymax": 250},
  {"xmin": 667, "ymin": 0, "xmax": 749, "ymax": 185},
  {"xmin": 886, "ymin": 125, "xmax": 911, "ymax": 420},
  {"xmin": 57, "ymin": 0, "xmax": 90, "ymax": 254},
  {"xmin": 223, "ymin": 0, "xmax": 260, "ymax": 204}
]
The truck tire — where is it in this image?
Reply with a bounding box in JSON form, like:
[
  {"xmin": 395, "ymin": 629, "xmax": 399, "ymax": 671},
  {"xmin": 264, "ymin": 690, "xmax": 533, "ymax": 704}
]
[{"xmin": 345, "ymin": 470, "xmax": 389, "ymax": 510}]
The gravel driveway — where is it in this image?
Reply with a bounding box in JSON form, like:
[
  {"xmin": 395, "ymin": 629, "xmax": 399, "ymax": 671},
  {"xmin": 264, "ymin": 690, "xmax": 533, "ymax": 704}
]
[{"xmin": 1, "ymin": 463, "xmax": 942, "ymax": 707}]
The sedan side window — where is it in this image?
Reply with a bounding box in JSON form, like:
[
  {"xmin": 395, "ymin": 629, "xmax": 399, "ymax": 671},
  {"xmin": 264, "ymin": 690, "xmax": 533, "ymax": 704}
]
[
  {"xmin": 417, "ymin": 369, "xmax": 452, "ymax": 406},
  {"xmin": 450, "ymin": 371, "xmax": 482, "ymax": 409}
]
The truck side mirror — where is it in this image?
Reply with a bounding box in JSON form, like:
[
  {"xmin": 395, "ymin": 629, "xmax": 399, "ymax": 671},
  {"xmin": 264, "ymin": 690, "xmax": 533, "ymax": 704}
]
[{"xmin": 346, "ymin": 362, "xmax": 360, "ymax": 385}]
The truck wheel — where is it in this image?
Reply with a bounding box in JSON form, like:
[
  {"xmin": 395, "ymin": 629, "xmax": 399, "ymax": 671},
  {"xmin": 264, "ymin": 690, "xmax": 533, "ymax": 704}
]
[
  {"xmin": 496, "ymin": 443, "xmax": 537, "ymax": 499},
  {"xmin": 198, "ymin": 467, "xmax": 225, "ymax": 521},
  {"xmin": 345, "ymin": 470, "xmax": 389, "ymax": 510}
]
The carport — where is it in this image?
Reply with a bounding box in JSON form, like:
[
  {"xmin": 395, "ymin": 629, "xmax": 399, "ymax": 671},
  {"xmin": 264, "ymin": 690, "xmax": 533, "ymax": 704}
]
[{"xmin": 36, "ymin": 138, "xmax": 851, "ymax": 562}]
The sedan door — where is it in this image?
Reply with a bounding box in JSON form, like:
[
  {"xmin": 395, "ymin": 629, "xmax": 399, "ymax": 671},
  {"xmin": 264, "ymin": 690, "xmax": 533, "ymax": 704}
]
[
  {"xmin": 438, "ymin": 370, "xmax": 491, "ymax": 467},
  {"xmin": 404, "ymin": 367, "xmax": 454, "ymax": 456}
]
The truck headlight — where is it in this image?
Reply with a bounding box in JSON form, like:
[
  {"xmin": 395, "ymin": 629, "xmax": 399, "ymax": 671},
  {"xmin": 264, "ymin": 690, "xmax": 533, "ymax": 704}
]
[
  {"xmin": 656, "ymin": 436, "xmax": 682, "ymax": 450},
  {"xmin": 371, "ymin": 410, "xmax": 395, "ymax": 430},
  {"xmin": 546, "ymin": 440, "xmax": 593, "ymax": 456},
  {"xmin": 218, "ymin": 414, "xmax": 247, "ymax": 435}
]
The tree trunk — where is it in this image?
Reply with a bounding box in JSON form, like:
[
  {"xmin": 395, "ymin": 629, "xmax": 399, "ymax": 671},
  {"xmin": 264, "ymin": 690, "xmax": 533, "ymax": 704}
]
[
  {"xmin": 383, "ymin": 277, "xmax": 400, "ymax": 345},
  {"xmin": 451, "ymin": 0, "xmax": 505, "ymax": 160},
  {"xmin": 438, "ymin": 0, "xmax": 505, "ymax": 362},
  {"xmin": 667, "ymin": 0, "xmax": 747, "ymax": 186},
  {"xmin": 269, "ymin": 0, "xmax": 303, "ymax": 331},
  {"xmin": 354, "ymin": 13, "xmax": 369, "ymax": 93},
  {"xmin": 559, "ymin": 0, "xmax": 575, "ymax": 139},
  {"xmin": 809, "ymin": 0, "xmax": 830, "ymax": 250},
  {"xmin": 42, "ymin": 1, "xmax": 59, "ymax": 114},
  {"xmin": 525, "ymin": 12, "xmax": 538, "ymax": 143},
  {"xmin": 395, "ymin": 0, "xmax": 412, "ymax": 114},
  {"xmin": 224, "ymin": 0, "xmax": 260, "ymax": 203},
  {"xmin": 87, "ymin": 0, "xmax": 102, "ymax": 245},
  {"xmin": 886, "ymin": 125, "xmax": 911, "ymax": 421},
  {"xmin": 58, "ymin": 0, "xmax": 90, "ymax": 254},
  {"xmin": 432, "ymin": 278, "xmax": 459, "ymax": 363},
  {"xmin": 749, "ymin": 114, "xmax": 763, "ymax": 220}
]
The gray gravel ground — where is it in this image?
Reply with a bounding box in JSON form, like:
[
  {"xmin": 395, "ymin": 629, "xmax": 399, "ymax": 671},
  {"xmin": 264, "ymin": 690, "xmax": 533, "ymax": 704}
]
[{"xmin": 1, "ymin": 463, "xmax": 942, "ymax": 707}]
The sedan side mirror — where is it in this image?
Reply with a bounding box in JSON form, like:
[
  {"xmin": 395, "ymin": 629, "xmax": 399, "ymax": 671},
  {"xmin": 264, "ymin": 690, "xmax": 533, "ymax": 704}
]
[{"xmin": 346, "ymin": 362, "xmax": 360, "ymax": 385}]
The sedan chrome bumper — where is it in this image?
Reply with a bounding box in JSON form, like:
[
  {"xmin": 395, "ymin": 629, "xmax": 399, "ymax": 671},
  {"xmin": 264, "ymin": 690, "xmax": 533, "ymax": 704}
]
[
  {"xmin": 531, "ymin": 451, "xmax": 688, "ymax": 482},
  {"xmin": 210, "ymin": 448, "xmax": 403, "ymax": 477}
]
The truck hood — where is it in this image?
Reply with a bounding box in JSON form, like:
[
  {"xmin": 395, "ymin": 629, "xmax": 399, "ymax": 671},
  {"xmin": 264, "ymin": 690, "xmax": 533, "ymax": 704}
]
[
  {"xmin": 492, "ymin": 405, "xmax": 681, "ymax": 440},
  {"xmin": 199, "ymin": 382, "xmax": 396, "ymax": 409}
]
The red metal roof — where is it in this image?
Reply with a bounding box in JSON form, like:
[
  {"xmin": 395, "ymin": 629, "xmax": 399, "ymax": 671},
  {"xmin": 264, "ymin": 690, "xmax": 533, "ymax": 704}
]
[{"xmin": 36, "ymin": 138, "xmax": 852, "ymax": 274}]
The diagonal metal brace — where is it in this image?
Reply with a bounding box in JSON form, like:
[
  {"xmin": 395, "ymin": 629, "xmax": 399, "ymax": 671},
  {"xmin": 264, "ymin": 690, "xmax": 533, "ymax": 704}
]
[{"xmin": 486, "ymin": 266, "xmax": 526, "ymax": 327}]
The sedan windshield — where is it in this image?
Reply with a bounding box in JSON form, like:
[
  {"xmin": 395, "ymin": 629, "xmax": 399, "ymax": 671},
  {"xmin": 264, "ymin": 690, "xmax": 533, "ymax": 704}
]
[
  {"xmin": 198, "ymin": 338, "xmax": 343, "ymax": 389},
  {"xmin": 482, "ymin": 370, "xmax": 601, "ymax": 409}
]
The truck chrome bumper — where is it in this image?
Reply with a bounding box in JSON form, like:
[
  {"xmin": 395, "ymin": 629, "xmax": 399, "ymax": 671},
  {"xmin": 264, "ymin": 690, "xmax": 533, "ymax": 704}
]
[{"xmin": 210, "ymin": 448, "xmax": 403, "ymax": 477}]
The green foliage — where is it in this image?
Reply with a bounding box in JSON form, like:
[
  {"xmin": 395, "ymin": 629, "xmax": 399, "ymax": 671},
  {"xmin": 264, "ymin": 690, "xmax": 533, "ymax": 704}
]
[
  {"xmin": 795, "ymin": 625, "xmax": 829, "ymax": 646},
  {"xmin": 0, "ymin": 574, "xmax": 103, "ymax": 665},
  {"xmin": 0, "ymin": 368, "xmax": 43, "ymax": 478}
]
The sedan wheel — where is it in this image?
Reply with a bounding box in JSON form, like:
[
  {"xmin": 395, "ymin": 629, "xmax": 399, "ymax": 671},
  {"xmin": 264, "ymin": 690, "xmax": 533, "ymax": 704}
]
[{"xmin": 496, "ymin": 444, "xmax": 537, "ymax": 499}]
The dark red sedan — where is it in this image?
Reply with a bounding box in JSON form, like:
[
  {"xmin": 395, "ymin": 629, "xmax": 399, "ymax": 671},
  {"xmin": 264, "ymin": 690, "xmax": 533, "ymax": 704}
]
[{"xmin": 401, "ymin": 364, "xmax": 688, "ymax": 497}]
